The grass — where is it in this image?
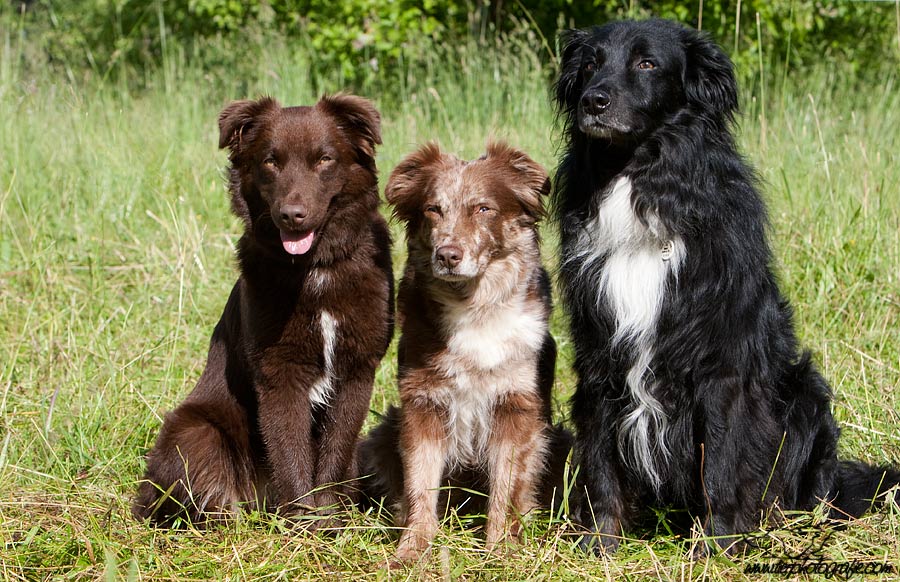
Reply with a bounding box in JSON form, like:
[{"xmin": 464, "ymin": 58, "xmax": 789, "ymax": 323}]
[{"xmin": 1, "ymin": 26, "xmax": 900, "ymax": 581}]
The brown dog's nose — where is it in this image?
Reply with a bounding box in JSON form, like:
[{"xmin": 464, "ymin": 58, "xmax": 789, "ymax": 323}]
[
  {"xmin": 436, "ymin": 246, "xmax": 463, "ymax": 269},
  {"xmin": 581, "ymin": 90, "xmax": 611, "ymax": 115},
  {"xmin": 279, "ymin": 204, "xmax": 308, "ymax": 226}
]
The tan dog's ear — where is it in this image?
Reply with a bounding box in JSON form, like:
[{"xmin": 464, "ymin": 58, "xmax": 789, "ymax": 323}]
[
  {"xmin": 218, "ymin": 97, "xmax": 280, "ymax": 157},
  {"xmin": 318, "ymin": 94, "xmax": 382, "ymax": 163},
  {"xmin": 484, "ymin": 142, "xmax": 550, "ymax": 220},
  {"xmin": 385, "ymin": 143, "xmax": 446, "ymax": 223}
]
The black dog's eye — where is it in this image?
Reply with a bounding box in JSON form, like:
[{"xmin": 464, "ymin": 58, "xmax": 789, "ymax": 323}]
[
  {"xmin": 583, "ymin": 61, "xmax": 595, "ymax": 73},
  {"xmin": 638, "ymin": 59, "xmax": 656, "ymax": 70}
]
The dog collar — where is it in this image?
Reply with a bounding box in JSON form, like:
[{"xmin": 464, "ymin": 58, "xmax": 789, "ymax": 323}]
[{"xmin": 660, "ymin": 239, "xmax": 674, "ymax": 261}]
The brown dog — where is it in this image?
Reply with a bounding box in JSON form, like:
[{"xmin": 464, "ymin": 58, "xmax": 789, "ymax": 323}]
[
  {"xmin": 133, "ymin": 95, "xmax": 393, "ymax": 525},
  {"xmin": 359, "ymin": 142, "xmax": 570, "ymax": 561}
]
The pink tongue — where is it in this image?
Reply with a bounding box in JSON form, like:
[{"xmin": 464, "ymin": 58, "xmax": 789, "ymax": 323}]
[{"xmin": 280, "ymin": 230, "xmax": 315, "ymax": 255}]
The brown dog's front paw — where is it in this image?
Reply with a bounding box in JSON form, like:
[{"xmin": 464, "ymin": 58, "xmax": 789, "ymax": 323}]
[{"xmin": 312, "ymin": 490, "xmax": 346, "ymax": 513}]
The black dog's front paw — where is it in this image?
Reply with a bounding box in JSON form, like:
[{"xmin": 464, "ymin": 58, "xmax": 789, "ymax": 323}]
[
  {"xmin": 576, "ymin": 524, "xmax": 621, "ymax": 555},
  {"xmin": 690, "ymin": 521, "xmax": 747, "ymax": 559}
]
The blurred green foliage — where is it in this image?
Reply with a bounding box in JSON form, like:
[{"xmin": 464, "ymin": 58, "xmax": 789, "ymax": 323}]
[{"xmin": 2, "ymin": 0, "xmax": 898, "ymax": 87}]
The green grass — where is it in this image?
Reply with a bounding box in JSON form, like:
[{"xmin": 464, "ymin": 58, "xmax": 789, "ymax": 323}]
[{"xmin": 1, "ymin": 29, "xmax": 899, "ymax": 581}]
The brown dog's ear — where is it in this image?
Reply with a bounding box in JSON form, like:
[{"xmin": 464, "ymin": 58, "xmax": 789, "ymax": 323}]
[
  {"xmin": 318, "ymin": 94, "xmax": 382, "ymax": 163},
  {"xmin": 218, "ymin": 97, "xmax": 280, "ymax": 156},
  {"xmin": 484, "ymin": 142, "xmax": 550, "ymax": 220},
  {"xmin": 385, "ymin": 143, "xmax": 445, "ymax": 223}
]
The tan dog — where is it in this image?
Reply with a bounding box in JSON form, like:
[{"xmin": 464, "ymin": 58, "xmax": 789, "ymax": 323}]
[{"xmin": 363, "ymin": 142, "xmax": 566, "ymax": 561}]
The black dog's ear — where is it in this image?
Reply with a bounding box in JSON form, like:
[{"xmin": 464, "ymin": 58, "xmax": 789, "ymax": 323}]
[
  {"xmin": 682, "ymin": 30, "xmax": 738, "ymax": 120},
  {"xmin": 385, "ymin": 142, "xmax": 445, "ymax": 223},
  {"xmin": 218, "ymin": 97, "xmax": 280, "ymax": 155},
  {"xmin": 484, "ymin": 142, "xmax": 550, "ymax": 221},
  {"xmin": 318, "ymin": 94, "xmax": 382, "ymax": 162},
  {"xmin": 554, "ymin": 28, "xmax": 591, "ymax": 110}
]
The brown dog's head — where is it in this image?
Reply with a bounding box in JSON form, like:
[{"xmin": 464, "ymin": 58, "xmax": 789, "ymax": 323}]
[
  {"xmin": 218, "ymin": 94, "xmax": 381, "ymax": 256},
  {"xmin": 386, "ymin": 142, "xmax": 550, "ymax": 282}
]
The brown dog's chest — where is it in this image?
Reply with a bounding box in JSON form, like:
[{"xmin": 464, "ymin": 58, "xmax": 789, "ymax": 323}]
[{"xmin": 237, "ymin": 252, "xmax": 389, "ymax": 398}]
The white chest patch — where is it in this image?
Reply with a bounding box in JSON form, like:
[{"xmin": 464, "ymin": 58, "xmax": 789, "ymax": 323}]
[
  {"xmin": 443, "ymin": 298, "xmax": 546, "ymax": 371},
  {"xmin": 569, "ymin": 176, "xmax": 686, "ymax": 491},
  {"xmin": 307, "ymin": 269, "xmax": 330, "ymax": 295},
  {"xmin": 433, "ymin": 297, "xmax": 545, "ymax": 466},
  {"xmin": 432, "ymin": 370, "xmax": 501, "ymax": 467},
  {"xmin": 309, "ymin": 311, "xmax": 338, "ymax": 408},
  {"xmin": 573, "ymin": 176, "xmax": 686, "ymax": 346}
]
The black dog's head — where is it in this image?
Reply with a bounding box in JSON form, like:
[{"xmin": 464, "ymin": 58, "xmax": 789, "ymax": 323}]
[
  {"xmin": 218, "ymin": 94, "xmax": 381, "ymax": 256},
  {"xmin": 554, "ymin": 19, "xmax": 737, "ymax": 144}
]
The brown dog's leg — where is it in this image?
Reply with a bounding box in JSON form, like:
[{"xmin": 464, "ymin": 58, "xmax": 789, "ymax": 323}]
[
  {"xmin": 134, "ymin": 328, "xmax": 257, "ymax": 526},
  {"xmin": 255, "ymin": 367, "xmax": 317, "ymax": 514},
  {"xmin": 485, "ymin": 393, "xmax": 547, "ymax": 550},
  {"xmin": 313, "ymin": 363, "xmax": 378, "ymax": 510},
  {"xmin": 395, "ymin": 401, "xmax": 448, "ymax": 562}
]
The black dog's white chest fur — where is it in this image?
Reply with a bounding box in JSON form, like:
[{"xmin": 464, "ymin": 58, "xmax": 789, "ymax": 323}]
[{"xmin": 568, "ymin": 175, "xmax": 685, "ymax": 489}]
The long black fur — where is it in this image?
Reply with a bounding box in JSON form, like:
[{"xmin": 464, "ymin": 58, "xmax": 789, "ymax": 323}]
[{"xmin": 552, "ymin": 18, "xmax": 899, "ymax": 553}]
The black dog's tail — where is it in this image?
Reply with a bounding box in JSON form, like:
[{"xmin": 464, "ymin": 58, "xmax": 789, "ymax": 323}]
[{"xmin": 831, "ymin": 460, "xmax": 900, "ymax": 519}]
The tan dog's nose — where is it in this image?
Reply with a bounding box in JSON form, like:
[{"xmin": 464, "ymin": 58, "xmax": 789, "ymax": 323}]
[{"xmin": 436, "ymin": 245, "xmax": 463, "ymax": 269}]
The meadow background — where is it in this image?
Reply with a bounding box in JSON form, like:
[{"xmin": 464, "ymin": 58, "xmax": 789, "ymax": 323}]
[{"xmin": 1, "ymin": 1, "xmax": 900, "ymax": 579}]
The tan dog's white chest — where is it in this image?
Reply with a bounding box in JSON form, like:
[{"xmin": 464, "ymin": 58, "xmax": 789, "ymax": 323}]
[
  {"xmin": 441, "ymin": 298, "xmax": 546, "ymax": 371},
  {"xmin": 432, "ymin": 299, "xmax": 545, "ymax": 466}
]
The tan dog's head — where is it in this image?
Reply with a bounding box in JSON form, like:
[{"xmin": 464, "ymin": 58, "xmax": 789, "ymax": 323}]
[{"xmin": 386, "ymin": 142, "xmax": 550, "ymax": 282}]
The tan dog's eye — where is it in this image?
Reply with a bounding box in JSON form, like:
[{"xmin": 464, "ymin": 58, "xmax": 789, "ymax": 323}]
[
  {"xmin": 425, "ymin": 205, "xmax": 441, "ymax": 216},
  {"xmin": 638, "ymin": 59, "xmax": 655, "ymax": 70},
  {"xmin": 476, "ymin": 205, "xmax": 492, "ymax": 214}
]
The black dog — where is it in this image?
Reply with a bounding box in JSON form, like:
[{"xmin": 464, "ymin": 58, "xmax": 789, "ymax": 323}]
[{"xmin": 552, "ymin": 18, "xmax": 899, "ymax": 553}]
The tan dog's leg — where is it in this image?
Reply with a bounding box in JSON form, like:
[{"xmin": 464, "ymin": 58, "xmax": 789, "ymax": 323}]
[
  {"xmin": 485, "ymin": 394, "xmax": 546, "ymax": 550},
  {"xmin": 395, "ymin": 403, "xmax": 447, "ymax": 562}
]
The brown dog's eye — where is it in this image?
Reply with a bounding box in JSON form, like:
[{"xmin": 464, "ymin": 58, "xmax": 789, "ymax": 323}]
[
  {"xmin": 424, "ymin": 205, "xmax": 441, "ymax": 216},
  {"xmin": 638, "ymin": 59, "xmax": 655, "ymax": 70},
  {"xmin": 263, "ymin": 157, "xmax": 277, "ymax": 169},
  {"xmin": 318, "ymin": 155, "xmax": 334, "ymax": 166},
  {"xmin": 476, "ymin": 205, "xmax": 493, "ymax": 214}
]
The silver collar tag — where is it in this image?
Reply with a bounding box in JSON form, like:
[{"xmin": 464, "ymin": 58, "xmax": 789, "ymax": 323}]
[{"xmin": 660, "ymin": 239, "xmax": 674, "ymax": 261}]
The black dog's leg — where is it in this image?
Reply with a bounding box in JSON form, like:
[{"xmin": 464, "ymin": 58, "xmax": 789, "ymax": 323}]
[
  {"xmin": 572, "ymin": 383, "xmax": 636, "ymax": 553},
  {"xmin": 697, "ymin": 378, "xmax": 779, "ymax": 554}
]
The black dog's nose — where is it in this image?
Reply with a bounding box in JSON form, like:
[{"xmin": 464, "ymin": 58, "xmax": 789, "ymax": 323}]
[
  {"xmin": 279, "ymin": 204, "xmax": 308, "ymax": 226},
  {"xmin": 436, "ymin": 246, "xmax": 463, "ymax": 269},
  {"xmin": 581, "ymin": 90, "xmax": 611, "ymax": 115}
]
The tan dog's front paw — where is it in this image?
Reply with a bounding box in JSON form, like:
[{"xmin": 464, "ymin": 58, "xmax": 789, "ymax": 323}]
[
  {"xmin": 395, "ymin": 523, "xmax": 436, "ymax": 562},
  {"xmin": 485, "ymin": 521, "xmax": 524, "ymax": 553}
]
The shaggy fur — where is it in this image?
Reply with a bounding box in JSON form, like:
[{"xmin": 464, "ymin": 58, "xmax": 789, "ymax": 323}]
[
  {"xmin": 552, "ymin": 19, "xmax": 900, "ymax": 553},
  {"xmin": 358, "ymin": 142, "xmax": 572, "ymax": 562},
  {"xmin": 133, "ymin": 95, "xmax": 394, "ymax": 525}
]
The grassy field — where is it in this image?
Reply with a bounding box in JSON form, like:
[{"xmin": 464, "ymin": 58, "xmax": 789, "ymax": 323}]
[{"xmin": 1, "ymin": 29, "xmax": 899, "ymax": 581}]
